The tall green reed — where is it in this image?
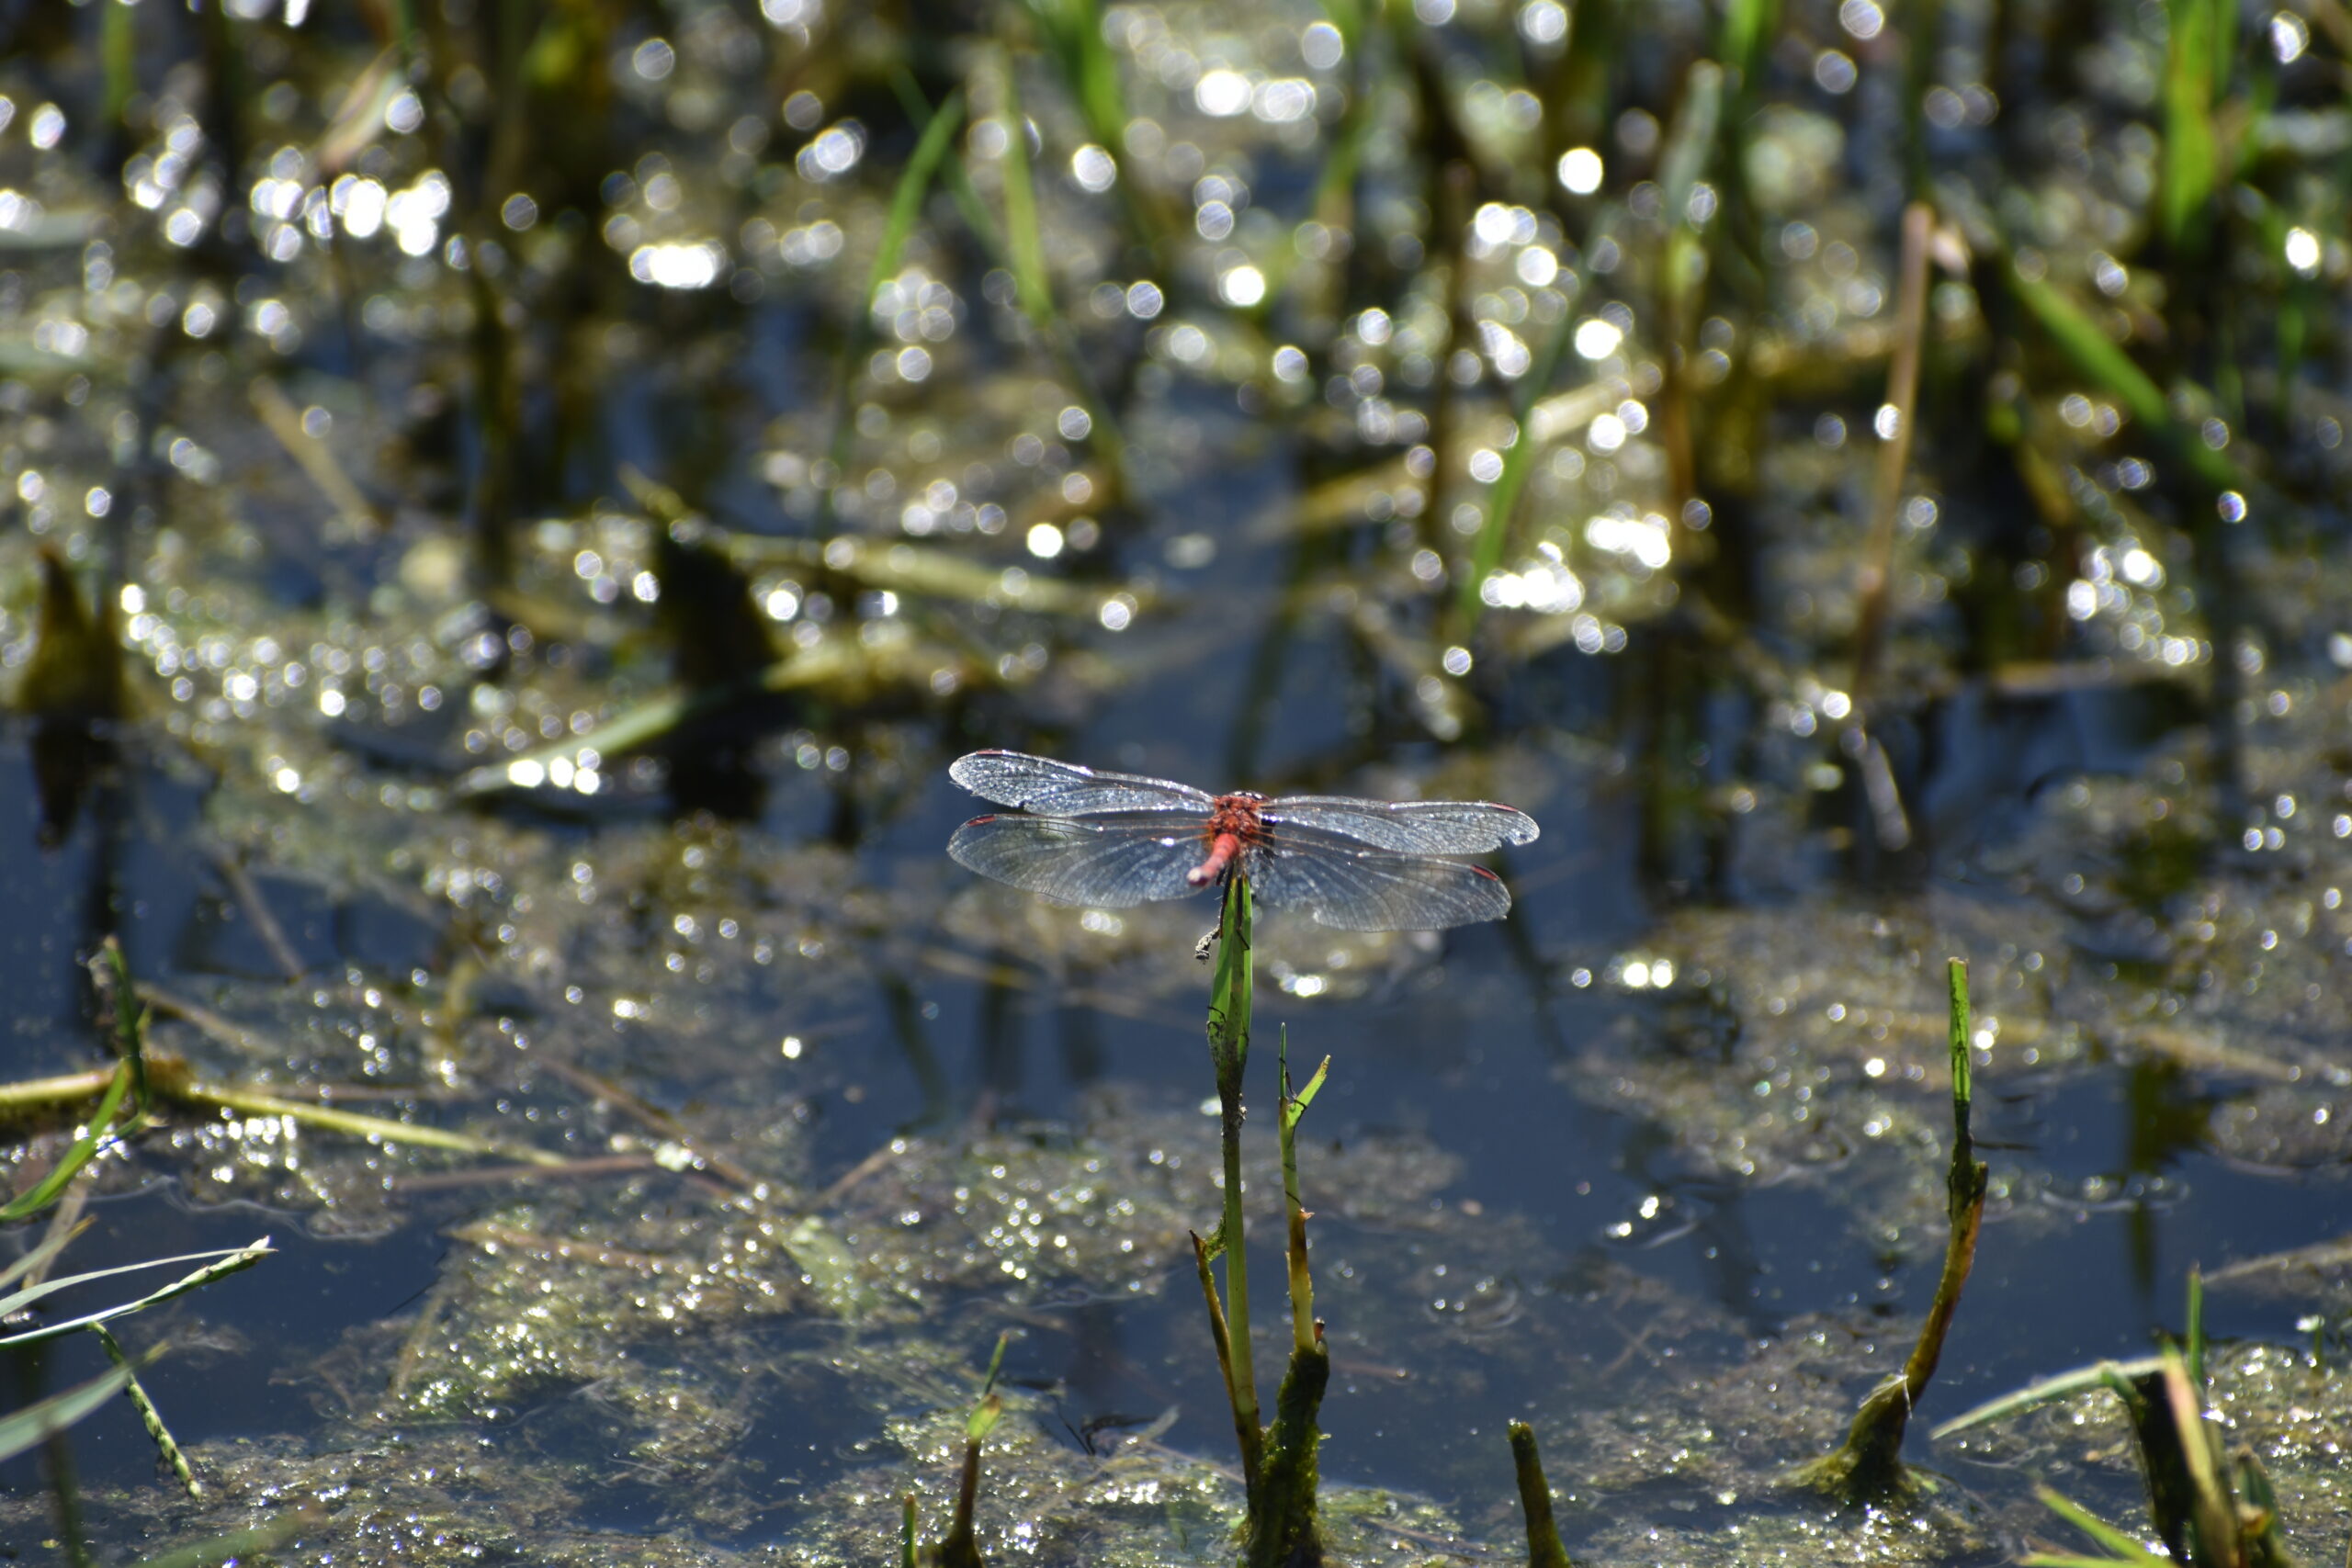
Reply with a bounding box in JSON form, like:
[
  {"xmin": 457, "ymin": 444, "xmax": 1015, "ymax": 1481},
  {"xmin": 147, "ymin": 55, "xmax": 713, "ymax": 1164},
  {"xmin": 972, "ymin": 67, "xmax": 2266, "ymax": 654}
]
[{"xmin": 1192, "ymin": 874, "xmax": 1331, "ymax": 1565}]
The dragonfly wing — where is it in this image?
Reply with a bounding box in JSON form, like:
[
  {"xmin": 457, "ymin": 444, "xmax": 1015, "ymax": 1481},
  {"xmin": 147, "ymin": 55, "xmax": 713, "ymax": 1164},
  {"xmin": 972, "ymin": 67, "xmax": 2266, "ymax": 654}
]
[
  {"xmin": 949, "ymin": 815, "xmax": 1207, "ymax": 908},
  {"xmin": 1261, "ymin": 795, "xmax": 1540, "ymax": 853},
  {"xmin": 950, "ymin": 750, "xmax": 1215, "ymax": 817},
  {"xmin": 1250, "ymin": 840, "xmax": 1513, "ymax": 931}
]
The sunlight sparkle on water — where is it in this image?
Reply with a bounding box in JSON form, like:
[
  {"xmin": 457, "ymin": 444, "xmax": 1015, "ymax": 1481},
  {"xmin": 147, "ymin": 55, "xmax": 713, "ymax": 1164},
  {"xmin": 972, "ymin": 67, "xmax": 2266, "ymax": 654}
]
[
  {"xmin": 630, "ymin": 241, "xmax": 727, "ymax": 289},
  {"xmin": 1557, "ymin": 147, "xmax": 1603, "ymax": 195},
  {"xmin": 1573, "ymin": 317, "xmax": 1623, "ymax": 358}
]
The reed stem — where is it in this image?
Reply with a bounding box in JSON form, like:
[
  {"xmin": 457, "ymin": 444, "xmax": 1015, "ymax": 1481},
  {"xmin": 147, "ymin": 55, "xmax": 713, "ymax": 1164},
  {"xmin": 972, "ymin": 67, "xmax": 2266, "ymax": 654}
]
[
  {"xmin": 1797, "ymin": 957, "xmax": 1988, "ymax": 1502},
  {"xmin": 1205, "ymin": 874, "xmax": 1264, "ymax": 1498},
  {"xmin": 1508, "ymin": 1422, "xmax": 1576, "ymax": 1568}
]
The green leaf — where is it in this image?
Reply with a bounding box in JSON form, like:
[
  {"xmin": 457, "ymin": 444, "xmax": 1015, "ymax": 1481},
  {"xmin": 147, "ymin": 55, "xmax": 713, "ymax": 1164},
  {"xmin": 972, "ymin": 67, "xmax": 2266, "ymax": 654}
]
[
  {"xmin": 0, "ymin": 1238, "xmax": 273, "ymax": 1348},
  {"xmin": 0, "ymin": 1360, "xmax": 135, "ymax": 1466},
  {"xmin": 1929, "ymin": 1355, "xmax": 2165, "ymax": 1438},
  {"xmin": 1282, "ymin": 1055, "xmax": 1330, "ymax": 1132},
  {"xmin": 993, "ymin": 50, "xmax": 1060, "ymax": 346},
  {"xmin": 0, "ymin": 1062, "xmax": 131, "ymax": 1223},
  {"xmin": 865, "ymin": 93, "xmax": 967, "ymax": 343},
  {"xmin": 0, "ymin": 1215, "xmax": 91, "ymax": 1294},
  {"xmin": 978, "ymin": 1329, "xmax": 1012, "ymax": 1400},
  {"xmin": 1455, "ymin": 310, "xmax": 1575, "ymax": 629},
  {"xmin": 2034, "ymin": 1484, "xmax": 2176, "ymax": 1565},
  {"xmin": 2161, "ymin": 0, "xmax": 2219, "ymax": 250},
  {"xmin": 2000, "ymin": 254, "xmax": 2244, "ymax": 492}
]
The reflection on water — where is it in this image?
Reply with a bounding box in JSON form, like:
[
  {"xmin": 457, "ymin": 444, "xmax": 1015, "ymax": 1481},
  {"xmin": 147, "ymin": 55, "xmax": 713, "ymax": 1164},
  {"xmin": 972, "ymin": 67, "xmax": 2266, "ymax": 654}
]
[{"xmin": 3, "ymin": 0, "xmax": 2351, "ymax": 1561}]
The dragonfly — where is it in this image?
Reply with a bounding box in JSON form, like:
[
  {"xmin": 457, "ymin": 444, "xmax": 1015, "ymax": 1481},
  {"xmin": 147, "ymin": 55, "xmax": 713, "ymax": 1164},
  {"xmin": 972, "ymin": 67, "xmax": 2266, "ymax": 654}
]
[{"xmin": 946, "ymin": 750, "xmax": 1539, "ymax": 931}]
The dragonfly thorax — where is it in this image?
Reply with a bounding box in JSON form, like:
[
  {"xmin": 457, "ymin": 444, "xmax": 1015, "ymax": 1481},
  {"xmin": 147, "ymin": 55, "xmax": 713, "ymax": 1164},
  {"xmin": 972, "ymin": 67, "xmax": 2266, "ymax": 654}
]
[{"xmin": 1187, "ymin": 795, "xmax": 1269, "ymax": 887}]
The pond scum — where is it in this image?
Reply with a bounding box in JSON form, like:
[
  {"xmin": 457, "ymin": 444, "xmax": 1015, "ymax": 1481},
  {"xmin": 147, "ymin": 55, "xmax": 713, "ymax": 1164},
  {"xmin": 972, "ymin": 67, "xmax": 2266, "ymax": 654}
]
[{"xmin": 2, "ymin": 0, "xmax": 2351, "ymax": 1562}]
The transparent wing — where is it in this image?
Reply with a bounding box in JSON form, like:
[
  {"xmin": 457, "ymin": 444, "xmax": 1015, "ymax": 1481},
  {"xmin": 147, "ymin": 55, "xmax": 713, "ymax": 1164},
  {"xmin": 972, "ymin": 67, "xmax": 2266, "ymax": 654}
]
[
  {"xmin": 1250, "ymin": 834, "xmax": 1513, "ymax": 931},
  {"xmin": 949, "ymin": 814, "xmax": 1209, "ymax": 908},
  {"xmin": 1260, "ymin": 795, "xmax": 1539, "ymax": 853},
  {"xmin": 949, "ymin": 750, "xmax": 1215, "ymax": 818}
]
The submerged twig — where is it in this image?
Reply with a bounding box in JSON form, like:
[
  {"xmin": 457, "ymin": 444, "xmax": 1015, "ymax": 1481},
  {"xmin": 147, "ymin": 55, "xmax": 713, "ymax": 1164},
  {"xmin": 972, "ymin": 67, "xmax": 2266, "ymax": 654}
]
[
  {"xmin": 201, "ymin": 846, "xmax": 309, "ymax": 983},
  {"xmin": 1850, "ymin": 201, "xmax": 1934, "ymax": 717},
  {"xmin": 251, "ymin": 378, "xmax": 382, "ymax": 539},
  {"xmin": 533, "ymin": 1056, "xmax": 757, "ymax": 1190}
]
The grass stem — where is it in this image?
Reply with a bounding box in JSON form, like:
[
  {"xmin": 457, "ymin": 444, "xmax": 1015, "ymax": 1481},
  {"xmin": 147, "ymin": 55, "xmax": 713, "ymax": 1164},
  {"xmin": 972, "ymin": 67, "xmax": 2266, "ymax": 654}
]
[
  {"xmin": 1206, "ymin": 873, "xmax": 1264, "ymax": 1498},
  {"xmin": 1278, "ymin": 1033, "xmax": 1329, "ymax": 1355},
  {"xmin": 1796, "ymin": 956, "xmax": 1987, "ymax": 1502},
  {"xmin": 1851, "ymin": 201, "xmax": 1934, "ymax": 717},
  {"xmin": 1507, "ymin": 1422, "xmax": 1576, "ymax": 1568},
  {"xmin": 91, "ymin": 1325, "xmax": 199, "ymax": 1499}
]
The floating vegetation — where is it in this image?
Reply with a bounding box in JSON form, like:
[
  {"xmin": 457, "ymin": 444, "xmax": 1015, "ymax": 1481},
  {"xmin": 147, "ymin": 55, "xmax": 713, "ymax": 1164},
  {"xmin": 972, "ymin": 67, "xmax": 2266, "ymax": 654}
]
[{"xmin": 3, "ymin": 0, "xmax": 2350, "ymax": 1557}]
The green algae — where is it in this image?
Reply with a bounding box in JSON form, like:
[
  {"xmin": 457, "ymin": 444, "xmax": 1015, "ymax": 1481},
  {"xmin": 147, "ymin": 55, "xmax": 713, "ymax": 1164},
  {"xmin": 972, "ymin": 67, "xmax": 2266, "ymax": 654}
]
[{"xmin": 3, "ymin": 0, "xmax": 2351, "ymax": 1555}]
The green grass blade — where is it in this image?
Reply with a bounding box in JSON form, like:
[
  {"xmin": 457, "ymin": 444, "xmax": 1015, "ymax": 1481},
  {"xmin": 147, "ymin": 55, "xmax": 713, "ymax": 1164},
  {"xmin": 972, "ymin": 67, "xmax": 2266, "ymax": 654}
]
[
  {"xmin": 94, "ymin": 936, "xmax": 153, "ymax": 1122},
  {"xmin": 2185, "ymin": 1266, "xmax": 2205, "ymax": 1392},
  {"xmin": 1929, "ymin": 1356, "xmax": 2165, "ymax": 1438},
  {"xmin": 868, "ymin": 93, "xmax": 967, "ymax": 313},
  {"xmin": 0, "ymin": 1361, "xmax": 136, "ymax": 1467},
  {"xmin": 102, "ymin": 0, "xmax": 136, "ymax": 128},
  {"xmin": 180, "ymin": 1081, "xmax": 568, "ymax": 1165},
  {"xmin": 1455, "ymin": 307, "xmax": 1576, "ymax": 629},
  {"xmin": 1718, "ymin": 0, "xmax": 1779, "ymax": 79},
  {"xmin": 1948, "ymin": 957, "xmax": 1973, "ymax": 1136},
  {"xmin": 2034, "ymin": 1484, "xmax": 2175, "ymax": 1565},
  {"xmin": 0, "ymin": 1215, "xmax": 90, "ymax": 1294},
  {"xmin": 1025, "ymin": 0, "xmax": 1125, "ymax": 161},
  {"xmin": 2041, "ymin": 1485, "xmax": 2164, "ymax": 1561},
  {"xmin": 1, "ymin": 1243, "xmax": 266, "ymax": 1325},
  {"xmin": 1282, "ymin": 1055, "xmax": 1330, "ymax": 1130},
  {"xmin": 824, "ymin": 91, "xmax": 967, "ymax": 516},
  {"xmin": 0, "ymin": 1238, "xmax": 274, "ymax": 1348},
  {"xmin": 978, "ymin": 1328, "xmax": 1012, "ymax": 1400},
  {"xmin": 1999, "ymin": 253, "xmax": 2244, "ymax": 492},
  {"xmin": 995, "ymin": 51, "xmax": 1054, "ymax": 335},
  {"xmin": 0, "ymin": 1063, "xmax": 132, "ymax": 1223},
  {"xmin": 2160, "ymin": 0, "xmax": 2219, "ymax": 251}
]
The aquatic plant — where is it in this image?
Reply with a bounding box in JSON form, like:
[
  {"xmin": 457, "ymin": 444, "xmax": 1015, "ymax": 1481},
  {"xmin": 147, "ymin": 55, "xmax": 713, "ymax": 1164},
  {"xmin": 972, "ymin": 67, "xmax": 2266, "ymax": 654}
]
[
  {"xmin": 5, "ymin": 0, "xmax": 2350, "ymax": 1559},
  {"xmin": 1506, "ymin": 1421, "xmax": 1577, "ymax": 1568},
  {"xmin": 1797, "ymin": 957, "xmax": 1987, "ymax": 1503},
  {"xmin": 1949, "ymin": 1275, "xmax": 2303, "ymax": 1568},
  {"xmin": 1193, "ymin": 873, "xmax": 1332, "ymax": 1567},
  {"xmin": 901, "ymin": 1332, "xmax": 1012, "ymax": 1567},
  {"xmin": 0, "ymin": 950, "xmax": 273, "ymax": 1558}
]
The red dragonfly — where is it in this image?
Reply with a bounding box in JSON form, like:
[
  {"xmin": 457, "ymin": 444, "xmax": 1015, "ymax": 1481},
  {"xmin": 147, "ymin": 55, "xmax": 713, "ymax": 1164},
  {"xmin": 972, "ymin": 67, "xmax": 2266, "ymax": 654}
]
[{"xmin": 947, "ymin": 750, "xmax": 1539, "ymax": 931}]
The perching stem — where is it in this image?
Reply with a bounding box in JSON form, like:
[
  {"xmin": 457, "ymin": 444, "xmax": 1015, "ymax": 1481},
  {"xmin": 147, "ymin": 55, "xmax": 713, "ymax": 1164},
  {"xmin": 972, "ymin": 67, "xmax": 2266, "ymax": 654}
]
[{"xmin": 1205, "ymin": 874, "xmax": 1264, "ymax": 1497}]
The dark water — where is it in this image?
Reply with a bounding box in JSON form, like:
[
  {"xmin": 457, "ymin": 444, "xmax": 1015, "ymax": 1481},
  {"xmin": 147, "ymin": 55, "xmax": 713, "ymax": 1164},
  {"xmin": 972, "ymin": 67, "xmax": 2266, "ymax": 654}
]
[{"xmin": 3, "ymin": 0, "xmax": 2350, "ymax": 1563}]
